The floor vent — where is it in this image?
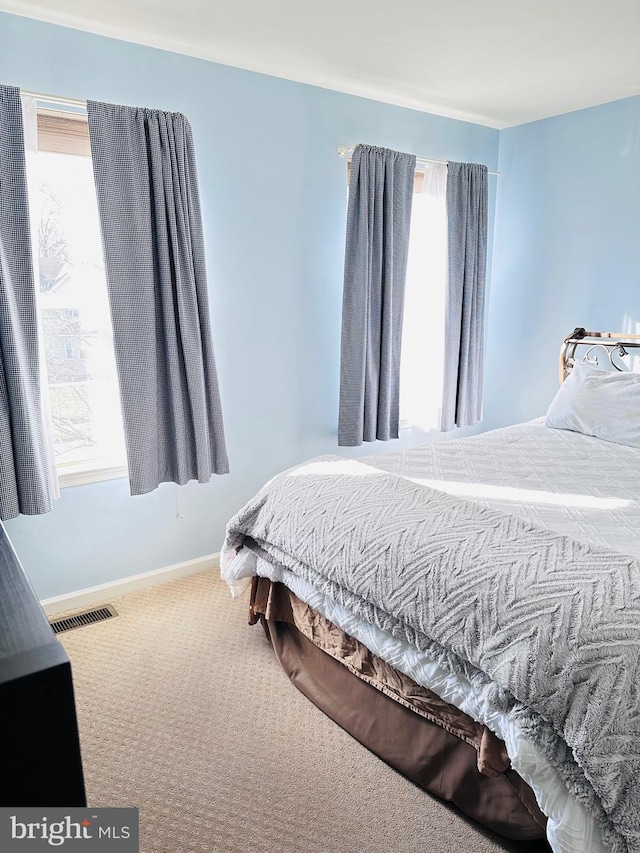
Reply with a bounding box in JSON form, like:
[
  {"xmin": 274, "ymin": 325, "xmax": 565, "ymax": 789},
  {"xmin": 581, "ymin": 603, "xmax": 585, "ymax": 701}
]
[{"xmin": 50, "ymin": 605, "xmax": 118, "ymax": 635}]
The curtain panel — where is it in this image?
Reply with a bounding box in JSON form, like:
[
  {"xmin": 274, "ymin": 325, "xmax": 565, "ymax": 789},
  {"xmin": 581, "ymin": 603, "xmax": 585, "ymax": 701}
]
[
  {"xmin": 0, "ymin": 84, "xmax": 55, "ymax": 519},
  {"xmin": 338, "ymin": 144, "xmax": 416, "ymax": 446},
  {"xmin": 441, "ymin": 162, "xmax": 488, "ymax": 432},
  {"xmin": 86, "ymin": 100, "xmax": 229, "ymax": 495}
]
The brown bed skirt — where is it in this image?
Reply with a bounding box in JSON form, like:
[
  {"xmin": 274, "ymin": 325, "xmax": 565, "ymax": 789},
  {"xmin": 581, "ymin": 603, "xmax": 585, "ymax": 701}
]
[{"xmin": 251, "ymin": 577, "xmax": 547, "ymax": 843}]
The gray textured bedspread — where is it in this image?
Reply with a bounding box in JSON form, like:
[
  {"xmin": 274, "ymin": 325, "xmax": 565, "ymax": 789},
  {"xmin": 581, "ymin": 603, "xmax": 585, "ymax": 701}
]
[{"xmin": 223, "ymin": 456, "xmax": 640, "ymax": 852}]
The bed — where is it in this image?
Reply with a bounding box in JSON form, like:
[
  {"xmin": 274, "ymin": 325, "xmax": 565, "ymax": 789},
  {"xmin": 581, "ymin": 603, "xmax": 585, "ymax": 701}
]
[{"xmin": 221, "ymin": 329, "xmax": 640, "ymax": 853}]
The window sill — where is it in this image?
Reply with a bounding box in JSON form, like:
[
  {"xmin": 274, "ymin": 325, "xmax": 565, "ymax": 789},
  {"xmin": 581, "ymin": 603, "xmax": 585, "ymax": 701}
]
[{"xmin": 58, "ymin": 463, "xmax": 128, "ymax": 489}]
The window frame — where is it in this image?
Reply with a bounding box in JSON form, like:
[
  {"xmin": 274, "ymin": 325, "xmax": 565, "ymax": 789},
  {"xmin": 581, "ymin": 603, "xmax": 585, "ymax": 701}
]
[
  {"xmin": 32, "ymin": 105, "xmax": 128, "ymax": 489},
  {"xmin": 56, "ymin": 460, "xmax": 128, "ymax": 488}
]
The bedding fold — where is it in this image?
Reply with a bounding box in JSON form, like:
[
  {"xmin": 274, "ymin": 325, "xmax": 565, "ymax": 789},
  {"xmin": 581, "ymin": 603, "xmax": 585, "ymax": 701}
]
[
  {"xmin": 222, "ymin": 455, "xmax": 640, "ymax": 853},
  {"xmin": 250, "ymin": 575, "xmax": 512, "ymax": 778},
  {"xmin": 259, "ymin": 585, "xmax": 547, "ymax": 840}
]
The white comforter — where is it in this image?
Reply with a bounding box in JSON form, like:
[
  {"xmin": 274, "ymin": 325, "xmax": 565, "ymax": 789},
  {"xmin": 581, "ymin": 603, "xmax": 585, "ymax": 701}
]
[{"xmin": 222, "ymin": 420, "xmax": 640, "ymax": 853}]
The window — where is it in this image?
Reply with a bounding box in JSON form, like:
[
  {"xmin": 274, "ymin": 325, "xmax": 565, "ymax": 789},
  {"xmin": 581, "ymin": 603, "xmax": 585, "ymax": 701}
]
[
  {"xmin": 27, "ymin": 107, "xmax": 127, "ymax": 487},
  {"xmin": 398, "ymin": 163, "xmax": 447, "ymax": 432}
]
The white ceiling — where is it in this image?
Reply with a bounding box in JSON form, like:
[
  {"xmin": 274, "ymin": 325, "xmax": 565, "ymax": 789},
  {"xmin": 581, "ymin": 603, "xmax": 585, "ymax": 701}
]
[{"xmin": 1, "ymin": 0, "xmax": 639, "ymax": 127}]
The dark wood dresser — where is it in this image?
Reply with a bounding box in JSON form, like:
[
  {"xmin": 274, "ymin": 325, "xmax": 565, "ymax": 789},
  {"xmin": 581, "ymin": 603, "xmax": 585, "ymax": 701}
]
[{"xmin": 0, "ymin": 522, "xmax": 86, "ymax": 806}]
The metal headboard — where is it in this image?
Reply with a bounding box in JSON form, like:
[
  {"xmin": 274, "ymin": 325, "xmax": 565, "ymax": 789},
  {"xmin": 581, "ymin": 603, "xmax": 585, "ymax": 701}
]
[{"xmin": 560, "ymin": 327, "xmax": 640, "ymax": 384}]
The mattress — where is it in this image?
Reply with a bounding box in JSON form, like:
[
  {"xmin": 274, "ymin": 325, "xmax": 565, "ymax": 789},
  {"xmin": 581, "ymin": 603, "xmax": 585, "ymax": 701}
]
[{"xmin": 224, "ymin": 420, "xmax": 640, "ymax": 853}]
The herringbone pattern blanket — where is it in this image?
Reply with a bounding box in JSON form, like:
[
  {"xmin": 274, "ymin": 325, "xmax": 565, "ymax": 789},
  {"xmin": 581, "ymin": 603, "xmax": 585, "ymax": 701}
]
[{"xmin": 223, "ymin": 457, "xmax": 640, "ymax": 853}]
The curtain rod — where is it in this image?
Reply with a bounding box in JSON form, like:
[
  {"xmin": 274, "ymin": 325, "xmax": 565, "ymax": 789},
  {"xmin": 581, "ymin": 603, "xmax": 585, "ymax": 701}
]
[
  {"xmin": 337, "ymin": 144, "xmax": 500, "ymax": 176},
  {"xmin": 22, "ymin": 89, "xmax": 87, "ymax": 110}
]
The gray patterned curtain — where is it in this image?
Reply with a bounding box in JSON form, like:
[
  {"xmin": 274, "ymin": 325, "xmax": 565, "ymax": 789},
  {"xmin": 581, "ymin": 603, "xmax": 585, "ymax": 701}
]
[
  {"xmin": 441, "ymin": 162, "xmax": 488, "ymax": 432},
  {"xmin": 0, "ymin": 84, "xmax": 54, "ymax": 519},
  {"xmin": 338, "ymin": 144, "xmax": 416, "ymax": 446},
  {"xmin": 86, "ymin": 101, "xmax": 229, "ymax": 495}
]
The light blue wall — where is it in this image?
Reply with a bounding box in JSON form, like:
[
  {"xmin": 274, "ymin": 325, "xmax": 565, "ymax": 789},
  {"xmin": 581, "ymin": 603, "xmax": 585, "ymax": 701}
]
[
  {"xmin": 484, "ymin": 95, "xmax": 640, "ymax": 429},
  {"xmin": 0, "ymin": 12, "xmax": 499, "ymax": 599}
]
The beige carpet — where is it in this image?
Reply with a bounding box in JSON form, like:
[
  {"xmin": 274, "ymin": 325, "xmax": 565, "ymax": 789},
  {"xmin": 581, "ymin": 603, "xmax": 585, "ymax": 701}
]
[{"xmin": 58, "ymin": 571, "xmax": 548, "ymax": 853}]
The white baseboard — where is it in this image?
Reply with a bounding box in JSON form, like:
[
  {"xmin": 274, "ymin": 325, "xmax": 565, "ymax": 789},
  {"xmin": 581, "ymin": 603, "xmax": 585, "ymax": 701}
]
[{"xmin": 40, "ymin": 553, "xmax": 220, "ymax": 617}]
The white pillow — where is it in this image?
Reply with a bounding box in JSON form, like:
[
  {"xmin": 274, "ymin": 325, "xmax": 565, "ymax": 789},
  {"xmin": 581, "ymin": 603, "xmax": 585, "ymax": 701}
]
[{"xmin": 545, "ymin": 360, "xmax": 640, "ymax": 448}]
